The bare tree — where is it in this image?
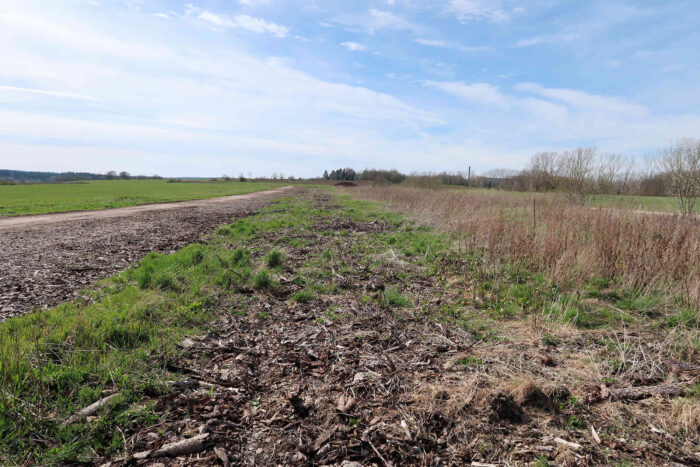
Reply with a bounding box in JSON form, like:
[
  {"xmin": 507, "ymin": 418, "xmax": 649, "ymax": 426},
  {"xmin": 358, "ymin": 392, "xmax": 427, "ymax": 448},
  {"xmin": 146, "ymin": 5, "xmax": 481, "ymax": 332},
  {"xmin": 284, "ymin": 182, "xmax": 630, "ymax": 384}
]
[
  {"xmin": 558, "ymin": 148, "xmax": 596, "ymax": 204},
  {"xmin": 526, "ymin": 152, "xmax": 559, "ymax": 191},
  {"xmin": 662, "ymin": 138, "xmax": 700, "ymax": 215},
  {"xmin": 597, "ymin": 153, "xmax": 633, "ymax": 194}
]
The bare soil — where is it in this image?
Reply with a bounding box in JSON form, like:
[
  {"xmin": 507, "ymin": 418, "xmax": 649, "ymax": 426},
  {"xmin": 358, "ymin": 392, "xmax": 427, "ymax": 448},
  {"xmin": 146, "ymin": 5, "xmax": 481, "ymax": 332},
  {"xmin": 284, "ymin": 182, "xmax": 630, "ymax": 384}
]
[{"xmin": 0, "ymin": 187, "xmax": 295, "ymax": 319}]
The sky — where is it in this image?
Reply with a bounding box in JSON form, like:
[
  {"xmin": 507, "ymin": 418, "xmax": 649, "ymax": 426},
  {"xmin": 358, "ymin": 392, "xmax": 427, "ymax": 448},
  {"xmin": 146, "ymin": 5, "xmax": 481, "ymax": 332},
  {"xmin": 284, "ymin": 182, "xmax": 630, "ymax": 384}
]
[{"xmin": 0, "ymin": 0, "xmax": 698, "ymax": 178}]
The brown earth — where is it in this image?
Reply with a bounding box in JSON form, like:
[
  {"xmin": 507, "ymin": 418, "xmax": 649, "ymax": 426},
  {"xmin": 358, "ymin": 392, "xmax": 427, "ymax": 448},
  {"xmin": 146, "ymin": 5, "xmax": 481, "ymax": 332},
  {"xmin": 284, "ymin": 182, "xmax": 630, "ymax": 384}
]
[{"xmin": 0, "ymin": 187, "xmax": 296, "ymax": 320}]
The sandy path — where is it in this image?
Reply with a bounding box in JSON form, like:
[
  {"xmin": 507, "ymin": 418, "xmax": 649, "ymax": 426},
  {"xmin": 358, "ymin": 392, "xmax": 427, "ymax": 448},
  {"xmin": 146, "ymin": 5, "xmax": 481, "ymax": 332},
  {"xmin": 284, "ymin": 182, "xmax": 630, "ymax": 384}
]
[{"xmin": 0, "ymin": 187, "xmax": 298, "ymax": 319}]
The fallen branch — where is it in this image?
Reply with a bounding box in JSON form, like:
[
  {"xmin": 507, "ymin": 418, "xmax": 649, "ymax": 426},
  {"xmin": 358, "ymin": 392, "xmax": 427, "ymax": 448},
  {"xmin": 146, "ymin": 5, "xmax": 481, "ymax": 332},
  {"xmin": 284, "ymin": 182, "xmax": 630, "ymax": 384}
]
[
  {"xmin": 554, "ymin": 437, "xmax": 582, "ymax": 450},
  {"xmin": 601, "ymin": 384, "xmax": 686, "ymax": 401},
  {"xmin": 63, "ymin": 393, "xmax": 120, "ymax": 425},
  {"xmin": 667, "ymin": 359, "xmax": 700, "ymax": 377},
  {"xmin": 153, "ymin": 433, "xmax": 209, "ymax": 457}
]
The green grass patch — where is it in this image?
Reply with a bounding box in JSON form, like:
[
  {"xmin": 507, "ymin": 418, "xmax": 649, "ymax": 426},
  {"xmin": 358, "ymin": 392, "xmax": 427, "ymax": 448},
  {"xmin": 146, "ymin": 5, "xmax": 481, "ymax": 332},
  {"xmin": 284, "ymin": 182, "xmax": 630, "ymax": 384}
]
[
  {"xmin": 383, "ymin": 288, "xmax": 410, "ymax": 308},
  {"xmin": 0, "ymin": 180, "xmax": 287, "ymax": 217},
  {"xmin": 291, "ymin": 290, "xmax": 315, "ymax": 303}
]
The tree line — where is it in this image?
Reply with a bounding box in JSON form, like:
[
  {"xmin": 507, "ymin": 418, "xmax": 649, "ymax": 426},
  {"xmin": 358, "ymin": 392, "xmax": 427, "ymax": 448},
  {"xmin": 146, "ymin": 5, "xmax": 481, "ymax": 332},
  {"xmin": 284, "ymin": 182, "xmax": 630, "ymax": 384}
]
[
  {"xmin": 0, "ymin": 169, "xmax": 163, "ymax": 183},
  {"xmin": 321, "ymin": 138, "xmax": 700, "ymax": 214}
]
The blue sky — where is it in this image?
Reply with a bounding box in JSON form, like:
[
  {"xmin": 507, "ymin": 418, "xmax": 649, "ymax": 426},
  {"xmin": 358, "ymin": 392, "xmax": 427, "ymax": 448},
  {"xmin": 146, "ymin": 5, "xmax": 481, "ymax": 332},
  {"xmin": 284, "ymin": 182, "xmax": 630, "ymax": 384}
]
[{"xmin": 0, "ymin": 0, "xmax": 698, "ymax": 177}]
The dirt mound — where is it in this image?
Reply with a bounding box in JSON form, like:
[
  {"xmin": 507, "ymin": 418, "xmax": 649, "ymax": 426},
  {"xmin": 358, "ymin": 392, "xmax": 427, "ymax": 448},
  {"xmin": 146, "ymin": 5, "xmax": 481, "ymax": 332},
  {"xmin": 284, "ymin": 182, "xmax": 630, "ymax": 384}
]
[{"xmin": 334, "ymin": 181, "xmax": 358, "ymax": 187}]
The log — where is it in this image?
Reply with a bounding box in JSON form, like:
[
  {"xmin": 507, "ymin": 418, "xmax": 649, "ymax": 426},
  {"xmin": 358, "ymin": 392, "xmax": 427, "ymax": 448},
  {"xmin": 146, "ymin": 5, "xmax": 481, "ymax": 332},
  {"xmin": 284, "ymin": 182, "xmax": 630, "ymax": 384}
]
[
  {"xmin": 63, "ymin": 393, "xmax": 120, "ymax": 425},
  {"xmin": 602, "ymin": 384, "xmax": 686, "ymax": 401}
]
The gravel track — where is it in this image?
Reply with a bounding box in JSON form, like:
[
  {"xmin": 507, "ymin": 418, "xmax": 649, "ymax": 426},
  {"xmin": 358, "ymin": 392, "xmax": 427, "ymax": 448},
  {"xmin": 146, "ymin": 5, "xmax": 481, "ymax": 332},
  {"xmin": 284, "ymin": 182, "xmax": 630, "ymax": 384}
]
[{"xmin": 0, "ymin": 187, "xmax": 296, "ymax": 320}]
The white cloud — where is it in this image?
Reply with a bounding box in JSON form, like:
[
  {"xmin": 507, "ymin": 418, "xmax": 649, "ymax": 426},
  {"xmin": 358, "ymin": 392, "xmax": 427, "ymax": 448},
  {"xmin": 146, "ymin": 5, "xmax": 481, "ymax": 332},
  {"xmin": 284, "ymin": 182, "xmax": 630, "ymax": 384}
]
[
  {"xmin": 515, "ymin": 31, "xmax": 579, "ymax": 47},
  {"xmin": 340, "ymin": 42, "xmax": 366, "ymax": 52},
  {"xmin": 0, "ymin": 3, "xmax": 170, "ymax": 59},
  {"xmin": 447, "ymin": 0, "xmax": 511, "ymax": 23},
  {"xmin": 425, "ymin": 81, "xmax": 512, "ymax": 109},
  {"xmin": 333, "ymin": 9, "xmax": 421, "ymax": 34},
  {"xmin": 238, "ymin": 0, "xmax": 272, "ymax": 6},
  {"xmin": 0, "ymin": 84, "xmax": 96, "ymax": 101},
  {"xmin": 515, "ymin": 83, "xmax": 648, "ymax": 116},
  {"xmin": 186, "ymin": 4, "xmax": 288, "ymax": 37},
  {"xmin": 414, "ymin": 38, "xmax": 488, "ymax": 52}
]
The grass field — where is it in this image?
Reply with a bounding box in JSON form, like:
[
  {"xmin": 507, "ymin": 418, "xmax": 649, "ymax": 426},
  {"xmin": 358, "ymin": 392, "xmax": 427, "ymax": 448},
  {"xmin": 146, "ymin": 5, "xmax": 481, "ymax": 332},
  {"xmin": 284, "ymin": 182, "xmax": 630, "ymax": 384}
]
[
  {"xmin": 591, "ymin": 193, "xmax": 700, "ymax": 213},
  {"xmin": 0, "ymin": 180, "xmax": 287, "ymax": 217},
  {"xmin": 445, "ymin": 186, "xmax": 697, "ymax": 214}
]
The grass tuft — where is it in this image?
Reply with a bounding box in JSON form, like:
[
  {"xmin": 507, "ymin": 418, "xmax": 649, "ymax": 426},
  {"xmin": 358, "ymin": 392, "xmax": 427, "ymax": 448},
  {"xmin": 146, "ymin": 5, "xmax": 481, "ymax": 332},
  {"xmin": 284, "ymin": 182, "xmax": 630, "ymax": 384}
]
[
  {"xmin": 253, "ymin": 270, "xmax": 273, "ymax": 289},
  {"xmin": 265, "ymin": 250, "xmax": 284, "ymax": 268}
]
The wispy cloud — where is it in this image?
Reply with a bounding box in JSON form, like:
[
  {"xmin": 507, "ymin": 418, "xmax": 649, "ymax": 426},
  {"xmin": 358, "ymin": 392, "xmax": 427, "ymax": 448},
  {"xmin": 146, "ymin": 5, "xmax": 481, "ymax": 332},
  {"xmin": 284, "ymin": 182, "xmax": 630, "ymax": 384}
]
[
  {"xmin": 515, "ymin": 31, "xmax": 579, "ymax": 47},
  {"xmin": 185, "ymin": 4, "xmax": 288, "ymax": 37},
  {"xmin": 238, "ymin": 0, "xmax": 272, "ymax": 6},
  {"xmin": 340, "ymin": 41, "xmax": 367, "ymax": 52},
  {"xmin": 515, "ymin": 83, "xmax": 648, "ymax": 116},
  {"xmin": 333, "ymin": 8, "xmax": 422, "ymax": 34},
  {"xmin": 0, "ymin": 84, "xmax": 97, "ymax": 101},
  {"xmin": 414, "ymin": 38, "xmax": 488, "ymax": 52},
  {"xmin": 447, "ymin": 0, "xmax": 511, "ymax": 23},
  {"xmin": 424, "ymin": 81, "xmax": 511, "ymax": 109}
]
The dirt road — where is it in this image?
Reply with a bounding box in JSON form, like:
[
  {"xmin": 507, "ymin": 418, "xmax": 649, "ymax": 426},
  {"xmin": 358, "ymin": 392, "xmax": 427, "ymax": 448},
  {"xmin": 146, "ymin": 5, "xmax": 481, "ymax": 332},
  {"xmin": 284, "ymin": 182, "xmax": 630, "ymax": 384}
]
[{"xmin": 0, "ymin": 187, "xmax": 297, "ymax": 320}]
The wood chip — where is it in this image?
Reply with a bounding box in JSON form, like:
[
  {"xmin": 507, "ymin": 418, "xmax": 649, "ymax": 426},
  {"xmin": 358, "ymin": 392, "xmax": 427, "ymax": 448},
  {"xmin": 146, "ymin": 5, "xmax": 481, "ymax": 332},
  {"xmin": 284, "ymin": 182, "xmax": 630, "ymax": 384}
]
[
  {"xmin": 214, "ymin": 446, "xmax": 230, "ymax": 467},
  {"xmin": 336, "ymin": 394, "xmax": 356, "ymax": 413},
  {"xmin": 590, "ymin": 425, "xmax": 601, "ymax": 444}
]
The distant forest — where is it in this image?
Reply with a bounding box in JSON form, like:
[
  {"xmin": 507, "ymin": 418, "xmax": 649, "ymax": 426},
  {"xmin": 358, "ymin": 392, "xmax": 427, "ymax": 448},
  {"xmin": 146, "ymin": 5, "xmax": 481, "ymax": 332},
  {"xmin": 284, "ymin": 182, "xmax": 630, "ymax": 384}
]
[
  {"xmin": 0, "ymin": 170, "xmax": 162, "ymax": 183},
  {"xmin": 0, "ymin": 170, "xmax": 103, "ymax": 182}
]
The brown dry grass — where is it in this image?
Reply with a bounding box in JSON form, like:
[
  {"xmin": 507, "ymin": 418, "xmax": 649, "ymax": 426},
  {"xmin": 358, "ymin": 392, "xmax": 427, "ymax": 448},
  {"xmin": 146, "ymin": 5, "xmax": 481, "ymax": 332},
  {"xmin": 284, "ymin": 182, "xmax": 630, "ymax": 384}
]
[{"xmin": 351, "ymin": 186, "xmax": 700, "ymax": 307}]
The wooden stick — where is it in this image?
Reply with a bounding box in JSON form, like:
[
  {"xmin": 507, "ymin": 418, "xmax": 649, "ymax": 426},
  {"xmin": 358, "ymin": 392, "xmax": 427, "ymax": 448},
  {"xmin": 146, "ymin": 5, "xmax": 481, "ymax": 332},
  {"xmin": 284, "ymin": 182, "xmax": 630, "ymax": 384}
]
[{"xmin": 63, "ymin": 393, "xmax": 120, "ymax": 425}]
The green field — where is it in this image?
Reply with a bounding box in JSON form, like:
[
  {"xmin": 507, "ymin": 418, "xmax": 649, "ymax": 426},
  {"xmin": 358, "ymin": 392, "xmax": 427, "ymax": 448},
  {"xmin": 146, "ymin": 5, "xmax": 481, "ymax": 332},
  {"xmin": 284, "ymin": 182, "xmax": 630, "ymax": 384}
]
[
  {"xmin": 0, "ymin": 180, "xmax": 287, "ymax": 217},
  {"xmin": 447, "ymin": 186, "xmax": 696, "ymax": 214},
  {"xmin": 591, "ymin": 193, "xmax": 699, "ymax": 213}
]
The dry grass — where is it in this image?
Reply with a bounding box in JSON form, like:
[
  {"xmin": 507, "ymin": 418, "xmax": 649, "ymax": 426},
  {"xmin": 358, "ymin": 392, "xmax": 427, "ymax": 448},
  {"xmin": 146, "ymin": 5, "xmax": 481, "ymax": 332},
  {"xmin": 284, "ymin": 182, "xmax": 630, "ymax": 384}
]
[{"xmin": 351, "ymin": 186, "xmax": 700, "ymax": 307}]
